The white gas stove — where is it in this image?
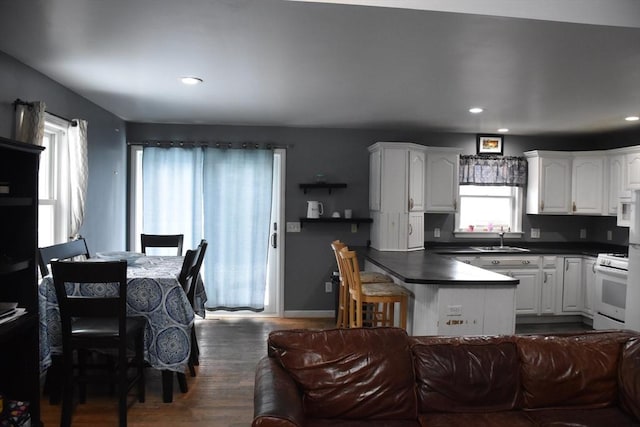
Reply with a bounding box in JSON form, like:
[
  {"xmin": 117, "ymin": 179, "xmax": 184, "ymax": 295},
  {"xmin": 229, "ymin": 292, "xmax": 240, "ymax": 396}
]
[
  {"xmin": 594, "ymin": 252, "xmax": 629, "ymax": 329},
  {"xmin": 596, "ymin": 253, "xmax": 629, "ymax": 272}
]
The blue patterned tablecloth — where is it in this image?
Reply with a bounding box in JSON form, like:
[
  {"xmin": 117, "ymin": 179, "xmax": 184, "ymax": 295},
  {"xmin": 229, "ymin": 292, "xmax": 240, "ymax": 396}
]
[{"xmin": 38, "ymin": 255, "xmax": 207, "ymax": 373}]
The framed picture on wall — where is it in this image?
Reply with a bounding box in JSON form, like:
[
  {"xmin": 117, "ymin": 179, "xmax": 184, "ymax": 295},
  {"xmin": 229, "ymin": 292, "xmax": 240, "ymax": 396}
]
[{"xmin": 476, "ymin": 134, "xmax": 504, "ymax": 155}]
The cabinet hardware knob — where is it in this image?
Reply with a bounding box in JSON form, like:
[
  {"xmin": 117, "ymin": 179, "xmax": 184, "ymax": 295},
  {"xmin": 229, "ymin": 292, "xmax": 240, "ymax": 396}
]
[
  {"xmin": 541, "ymin": 201, "xmax": 544, "ymax": 211},
  {"xmin": 572, "ymin": 201, "xmax": 576, "ymax": 212},
  {"xmin": 408, "ymin": 224, "xmax": 413, "ymax": 235},
  {"xmin": 544, "ymin": 272, "xmax": 548, "ymax": 283}
]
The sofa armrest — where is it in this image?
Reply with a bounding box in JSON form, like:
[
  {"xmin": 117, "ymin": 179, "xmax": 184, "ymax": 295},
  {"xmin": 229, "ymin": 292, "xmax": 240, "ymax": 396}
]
[
  {"xmin": 252, "ymin": 356, "xmax": 305, "ymax": 427},
  {"xmin": 619, "ymin": 338, "xmax": 640, "ymax": 420}
]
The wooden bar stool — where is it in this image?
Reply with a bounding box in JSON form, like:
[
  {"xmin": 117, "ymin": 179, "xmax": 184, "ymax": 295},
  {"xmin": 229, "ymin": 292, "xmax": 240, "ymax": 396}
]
[
  {"xmin": 339, "ymin": 246, "xmax": 409, "ymax": 329},
  {"xmin": 331, "ymin": 240, "xmax": 393, "ymax": 328}
]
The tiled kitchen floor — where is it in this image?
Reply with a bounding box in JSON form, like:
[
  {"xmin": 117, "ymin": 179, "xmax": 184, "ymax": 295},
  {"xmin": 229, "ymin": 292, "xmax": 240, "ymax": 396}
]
[{"xmin": 515, "ymin": 322, "xmax": 593, "ymax": 334}]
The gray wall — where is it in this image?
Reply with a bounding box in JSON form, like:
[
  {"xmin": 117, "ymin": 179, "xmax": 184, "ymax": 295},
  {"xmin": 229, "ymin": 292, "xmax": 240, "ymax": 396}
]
[
  {"xmin": 127, "ymin": 124, "xmax": 638, "ymax": 311},
  {"xmin": 0, "ymin": 51, "xmax": 127, "ymax": 254}
]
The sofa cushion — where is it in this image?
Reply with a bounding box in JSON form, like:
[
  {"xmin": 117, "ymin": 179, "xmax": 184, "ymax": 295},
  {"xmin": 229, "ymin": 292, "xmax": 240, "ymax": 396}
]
[
  {"xmin": 411, "ymin": 336, "xmax": 519, "ymax": 413},
  {"xmin": 418, "ymin": 411, "xmax": 535, "ymax": 427},
  {"xmin": 517, "ymin": 333, "xmax": 628, "ymax": 409},
  {"xmin": 524, "ymin": 406, "xmax": 638, "ymax": 426},
  {"xmin": 619, "ymin": 337, "xmax": 640, "ymax": 420},
  {"xmin": 267, "ymin": 327, "xmax": 417, "ymax": 420}
]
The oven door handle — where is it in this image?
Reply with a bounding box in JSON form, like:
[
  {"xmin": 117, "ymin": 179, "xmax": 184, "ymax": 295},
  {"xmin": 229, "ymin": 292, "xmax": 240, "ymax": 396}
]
[{"xmin": 594, "ymin": 265, "xmax": 628, "ymax": 277}]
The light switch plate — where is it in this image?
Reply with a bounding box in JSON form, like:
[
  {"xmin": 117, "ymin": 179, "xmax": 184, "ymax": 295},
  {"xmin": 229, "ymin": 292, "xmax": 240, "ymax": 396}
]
[
  {"xmin": 580, "ymin": 228, "xmax": 587, "ymax": 239},
  {"xmin": 286, "ymin": 222, "xmax": 301, "ymax": 232},
  {"xmin": 434, "ymin": 227, "xmax": 441, "ymax": 238},
  {"xmin": 530, "ymin": 228, "xmax": 540, "ymax": 239}
]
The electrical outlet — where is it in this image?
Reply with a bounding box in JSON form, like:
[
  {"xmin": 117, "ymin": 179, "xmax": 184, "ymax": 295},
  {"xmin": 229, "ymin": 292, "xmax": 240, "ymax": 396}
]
[
  {"xmin": 607, "ymin": 230, "xmax": 613, "ymax": 241},
  {"xmin": 447, "ymin": 305, "xmax": 462, "ymax": 316},
  {"xmin": 434, "ymin": 227, "xmax": 441, "ymax": 238},
  {"xmin": 530, "ymin": 228, "xmax": 540, "ymax": 239},
  {"xmin": 325, "ymin": 282, "xmax": 332, "ymax": 293},
  {"xmin": 580, "ymin": 228, "xmax": 587, "ymax": 239},
  {"xmin": 351, "ymin": 224, "xmax": 358, "ymax": 233},
  {"xmin": 286, "ymin": 222, "xmax": 301, "ymax": 232}
]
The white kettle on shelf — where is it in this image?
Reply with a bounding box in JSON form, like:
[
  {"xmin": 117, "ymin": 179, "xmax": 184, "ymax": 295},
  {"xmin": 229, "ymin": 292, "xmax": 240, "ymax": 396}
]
[{"xmin": 306, "ymin": 201, "xmax": 324, "ymax": 218}]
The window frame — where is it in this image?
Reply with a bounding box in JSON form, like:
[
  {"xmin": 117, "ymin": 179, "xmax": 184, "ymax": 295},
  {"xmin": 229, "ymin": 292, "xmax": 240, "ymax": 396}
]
[
  {"xmin": 38, "ymin": 113, "xmax": 71, "ymax": 247},
  {"xmin": 454, "ymin": 184, "xmax": 524, "ymax": 238}
]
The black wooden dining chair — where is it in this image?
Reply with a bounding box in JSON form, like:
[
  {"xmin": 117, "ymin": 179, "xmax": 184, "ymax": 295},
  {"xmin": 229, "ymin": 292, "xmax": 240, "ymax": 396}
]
[
  {"xmin": 184, "ymin": 240, "xmax": 208, "ymax": 376},
  {"xmin": 140, "ymin": 233, "xmax": 184, "ymax": 256},
  {"xmin": 38, "ymin": 237, "xmax": 90, "ymax": 276},
  {"xmin": 51, "ymin": 260, "xmax": 146, "ymax": 427}
]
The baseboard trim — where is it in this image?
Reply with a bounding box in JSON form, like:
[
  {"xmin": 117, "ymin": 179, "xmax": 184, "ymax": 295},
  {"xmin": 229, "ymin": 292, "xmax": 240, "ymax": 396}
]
[{"xmin": 284, "ymin": 310, "xmax": 334, "ymax": 318}]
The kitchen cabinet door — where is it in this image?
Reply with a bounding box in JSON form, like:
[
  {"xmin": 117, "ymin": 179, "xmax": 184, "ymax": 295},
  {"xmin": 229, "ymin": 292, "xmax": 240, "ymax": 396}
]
[
  {"xmin": 608, "ymin": 155, "xmax": 625, "ymax": 215},
  {"xmin": 571, "ymin": 155, "xmax": 605, "ymax": 215},
  {"xmin": 511, "ymin": 269, "xmax": 541, "ymax": 315},
  {"xmin": 562, "ymin": 257, "xmax": 583, "ymax": 312},
  {"xmin": 540, "ymin": 268, "xmax": 556, "ymax": 314},
  {"xmin": 369, "ymin": 148, "xmax": 382, "ymax": 211},
  {"xmin": 525, "ymin": 152, "xmax": 572, "ymax": 214},
  {"xmin": 626, "ymin": 151, "xmax": 640, "ymax": 190},
  {"xmin": 408, "ymin": 149, "xmax": 425, "ymax": 212},
  {"xmin": 582, "ymin": 257, "xmax": 596, "ymax": 316},
  {"xmin": 407, "ymin": 212, "xmax": 424, "ymax": 250},
  {"xmin": 425, "ymin": 149, "xmax": 461, "ymax": 213}
]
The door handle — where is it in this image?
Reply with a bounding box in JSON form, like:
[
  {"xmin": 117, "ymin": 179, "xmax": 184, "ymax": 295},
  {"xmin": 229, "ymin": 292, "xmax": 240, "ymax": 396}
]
[{"xmin": 271, "ymin": 233, "xmax": 277, "ymax": 249}]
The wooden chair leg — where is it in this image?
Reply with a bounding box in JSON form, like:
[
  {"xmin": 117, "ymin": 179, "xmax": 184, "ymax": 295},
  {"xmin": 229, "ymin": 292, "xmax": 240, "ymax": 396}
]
[
  {"xmin": 60, "ymin": 355, "xmax": 74, "ymax": 427},
  {"xmin": 162, "ymin": 370, "xmax": 174, "ymax": 403},
  {"xmin": 400, "ymin": 295, "xmax": 408, "ymax": 330}
]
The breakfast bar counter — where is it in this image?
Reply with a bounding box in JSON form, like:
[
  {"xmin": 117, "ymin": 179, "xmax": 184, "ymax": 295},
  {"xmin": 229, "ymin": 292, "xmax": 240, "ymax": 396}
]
[{"xmin": 360, "ymin": 248, "xmax": 519, "ymax": 336}]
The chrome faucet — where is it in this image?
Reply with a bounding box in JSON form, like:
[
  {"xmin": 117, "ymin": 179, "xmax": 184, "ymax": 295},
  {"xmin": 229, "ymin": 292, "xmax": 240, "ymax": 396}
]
[{"xmin": 498, "ymin": 231, "xmax": 505, "ymax": 248}]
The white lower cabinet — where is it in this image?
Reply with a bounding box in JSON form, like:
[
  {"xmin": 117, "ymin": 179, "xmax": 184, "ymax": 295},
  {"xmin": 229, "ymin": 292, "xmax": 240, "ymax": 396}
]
[
  {"xmin": 512, "ymin": 269, "xmax": 541, "ymax": 315},
  {"xmin": 475, "ymin": 256, "xmax": 542, "ymax": 316},
  {"xmin": 561, "ymin": 257, "xmax": 583, "ymax": 312},
  {"xmin": 540, "ymin": 256, "xmax": 558, "ymax": 314},
  {"xmin": 582, "ymin": 257, "xmax": 597, "ymax": 317}
]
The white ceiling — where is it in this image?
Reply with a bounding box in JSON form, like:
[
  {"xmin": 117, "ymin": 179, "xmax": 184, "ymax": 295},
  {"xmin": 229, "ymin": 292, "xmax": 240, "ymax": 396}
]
[{"xmin": 0, "ymin": 0, "xmax": 639, "ymax": 135}]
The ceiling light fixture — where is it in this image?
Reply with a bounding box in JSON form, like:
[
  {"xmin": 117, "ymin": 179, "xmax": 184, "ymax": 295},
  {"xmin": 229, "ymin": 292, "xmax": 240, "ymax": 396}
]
[
  {"xmin": 497, "ymin": 128, "xmax": 509, "ymax": 133},
  {"xmin": 180, "ymin": 76, "xmax": 203, "ymax": 85},
  {"xmin": 469, "ymin": 107, "xmax": 483, "ymax": 114},
  {"xmin": 625, "ymin": 116, "xmax": 639, "ymax": 122}
]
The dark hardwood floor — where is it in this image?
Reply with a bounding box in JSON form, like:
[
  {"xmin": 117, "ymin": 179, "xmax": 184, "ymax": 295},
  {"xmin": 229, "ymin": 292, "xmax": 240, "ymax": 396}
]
[{"xmin": 39, "ymin": 317, "xmax": 590, "ymax": 427}]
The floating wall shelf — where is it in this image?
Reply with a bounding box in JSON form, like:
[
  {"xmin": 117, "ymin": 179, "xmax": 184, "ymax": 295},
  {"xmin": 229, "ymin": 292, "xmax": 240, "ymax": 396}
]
[{"xmin": 299, "ymin": 183, "xmax": 347, "ymax": 194}]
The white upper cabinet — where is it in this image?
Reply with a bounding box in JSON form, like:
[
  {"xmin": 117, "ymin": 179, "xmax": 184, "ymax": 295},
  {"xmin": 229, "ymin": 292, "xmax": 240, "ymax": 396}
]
[
  {"xmin": 368, "ymin": 142, "xmax": 425, "ymax": 251},
  {"xmin": 424, "ymin": 148, "xmax": 462, "ymax": 213},
  {"xmin": 525, "ymin": 151, "xmax": 572, "ymax": 214},
  {"xmin": 608, "ymin": 154, "xmax": 625, "ymax": 215},
  {"xmin": 408, "ymin": 149, "xmax": 425, "ymax": 212},
  {"xmin": 369, "ymin": 148, "xmax": 382, "ymax": 211},
  {"xmin": 626, "ymin": 150, "xmax": 640, "ymax": 190},
  {"xmin": 571, "ymin": 154, "xmax": 605, "ymax": 215}
]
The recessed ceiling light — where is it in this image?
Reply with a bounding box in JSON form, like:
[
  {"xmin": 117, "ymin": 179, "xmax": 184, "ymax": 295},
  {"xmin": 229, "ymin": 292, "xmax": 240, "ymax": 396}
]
[
  {"xmin": 469, "ymin": 107, "xmax": 484, "ymax": 114},
  {"xmin": 497, "ymin": 128, "xmax": 509, "ymax": 133},
  {"xmin": 180, "ymin": 76, "xmax": 203, "ymax": 85},
  {"xmin": 626, "ymin": 116, "xmax": 639, "ymax": 122}
]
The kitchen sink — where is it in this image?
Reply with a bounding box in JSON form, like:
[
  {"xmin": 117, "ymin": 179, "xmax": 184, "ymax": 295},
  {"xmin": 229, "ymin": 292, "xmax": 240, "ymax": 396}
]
[{"xmin": 470, "ymin": 246, "xmax": 531, "ymax": 253}]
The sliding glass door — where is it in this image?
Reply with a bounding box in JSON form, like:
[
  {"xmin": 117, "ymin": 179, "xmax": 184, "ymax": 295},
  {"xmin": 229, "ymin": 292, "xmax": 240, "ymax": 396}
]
[{"xmin": 128, "ymin": 145, "xmax": 284, "ymax": 316}]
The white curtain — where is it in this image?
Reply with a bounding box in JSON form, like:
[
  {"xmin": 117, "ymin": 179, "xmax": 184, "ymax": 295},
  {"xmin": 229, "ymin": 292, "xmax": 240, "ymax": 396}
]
[
  {"xmin": 142, "ymin": 147, "xmax": 204, "ymax": 252},
  {"xmin": 16, "ymin": 100, "xmax": 89, "ymax": 240},
  {"xmin": 202, "ymin": 148, "xmax": 274, "ymax": 311},
  {"xmin": 68, "ymin": 119, "xmax": 89, "ymax": 237},
  {"xmin": 14, "ymin": 101, "xmax": 46, "ymax": 146},
  {"xmin": 142, "ymin": 146, "xmax": 274, "ymax": 311}
]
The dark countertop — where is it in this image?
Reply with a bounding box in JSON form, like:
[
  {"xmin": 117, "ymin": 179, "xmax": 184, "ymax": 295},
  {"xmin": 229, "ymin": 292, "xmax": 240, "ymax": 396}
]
[
  {"xmin": 362, "ymin": 247, "xmax": 519, "ymax": 286},
  {"xmin": 426, "ymin": 241, "xmax": 628, "ymax": 257}
]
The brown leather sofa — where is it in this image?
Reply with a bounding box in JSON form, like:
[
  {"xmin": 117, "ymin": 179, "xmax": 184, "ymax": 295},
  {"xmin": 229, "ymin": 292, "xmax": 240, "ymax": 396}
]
[{"xmin": 252, "ymin": 327, "xmax": 640, "ymax": 427}]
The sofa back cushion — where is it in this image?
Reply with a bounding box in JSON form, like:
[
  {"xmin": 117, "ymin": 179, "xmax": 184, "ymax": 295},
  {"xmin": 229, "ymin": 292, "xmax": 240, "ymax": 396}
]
[
  {"xmin": 516, "ymin": 332, "xmax": 633, "ymax": 409},
  {"xmin": 267, "ymin": 327, "xmax": 417, "ymax": 420},
  {"xmin": 410, "ymin": 336, "xmax": 520, "ymax": 412},
  {"xmin": 619, "ymin": 337, "xmax": 640, "ymax": 420}
]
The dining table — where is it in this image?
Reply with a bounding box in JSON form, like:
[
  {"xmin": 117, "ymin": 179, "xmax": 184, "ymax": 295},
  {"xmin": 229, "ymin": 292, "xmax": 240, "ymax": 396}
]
[{"xmin": 38, "ymin": 253, "xmax": 208, "ymax": 403}]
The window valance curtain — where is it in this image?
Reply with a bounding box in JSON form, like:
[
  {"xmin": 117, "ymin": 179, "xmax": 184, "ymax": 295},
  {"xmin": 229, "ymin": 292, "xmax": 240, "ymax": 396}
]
[{"xmin": 459, "ymin": 155, "xmax": 527, "ymax": 187}]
